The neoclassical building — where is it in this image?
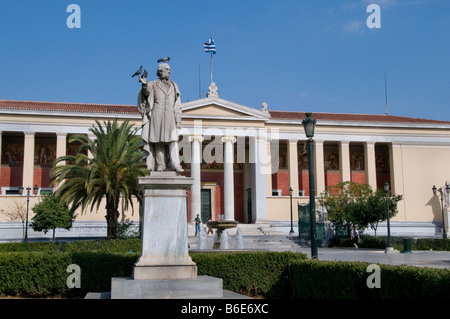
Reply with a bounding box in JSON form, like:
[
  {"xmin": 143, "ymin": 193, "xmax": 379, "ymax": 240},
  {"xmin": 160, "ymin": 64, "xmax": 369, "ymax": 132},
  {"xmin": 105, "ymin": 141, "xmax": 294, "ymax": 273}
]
[{"xmin": 1, "ymin": 86, "xmax": 450, "ymax": 239}]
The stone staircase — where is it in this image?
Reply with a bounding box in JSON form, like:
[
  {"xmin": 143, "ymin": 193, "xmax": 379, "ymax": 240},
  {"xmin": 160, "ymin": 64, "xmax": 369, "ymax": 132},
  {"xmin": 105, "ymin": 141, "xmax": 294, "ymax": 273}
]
[{"xmin": 187, "ymin": 223, "xmax": 308, "ymax": 251}]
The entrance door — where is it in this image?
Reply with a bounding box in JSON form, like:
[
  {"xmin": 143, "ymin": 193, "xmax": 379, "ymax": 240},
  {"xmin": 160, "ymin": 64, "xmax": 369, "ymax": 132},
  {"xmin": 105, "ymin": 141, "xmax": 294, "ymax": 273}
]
[{"xmin": 200, "ymin": 188, "xmax": 212, "ymax": 223}]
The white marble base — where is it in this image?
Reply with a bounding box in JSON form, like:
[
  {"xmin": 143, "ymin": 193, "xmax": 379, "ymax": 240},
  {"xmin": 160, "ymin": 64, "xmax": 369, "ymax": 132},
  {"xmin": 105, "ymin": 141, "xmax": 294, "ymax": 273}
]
[
  {"xmin": 111, "ymin": 276, "xmax": 223, "ymax": 299},
  {"xmin": 133, "ymin": 172, "xmax": 195, "ymax": 279}
]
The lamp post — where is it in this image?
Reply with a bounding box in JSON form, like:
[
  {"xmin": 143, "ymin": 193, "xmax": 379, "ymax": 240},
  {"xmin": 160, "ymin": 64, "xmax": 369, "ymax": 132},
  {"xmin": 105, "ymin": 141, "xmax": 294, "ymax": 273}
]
[
  {"xmin": 432, "ymin": 184, "xmax": 449, "ymax": 239},
  {"xmin": 18, "ymin": 185, "xmax": 39, "ymax": 242},
  {"xmin": 289, "ymin": 187, "xmax": 294, "ymax": 235},
  {"xmin": 302, "ymin": 113, "xmax": 318, "ymax": 259},
  {"xmin": 384, "ymin": 181, "xmax": 393, "ymax": 252}
]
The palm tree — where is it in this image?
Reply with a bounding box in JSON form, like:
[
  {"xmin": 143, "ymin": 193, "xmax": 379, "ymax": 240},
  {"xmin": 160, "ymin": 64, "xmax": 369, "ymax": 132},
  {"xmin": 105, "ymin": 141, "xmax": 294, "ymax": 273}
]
[{"xmin": 50, "ymin": 119, "xmax": 148, "ymax": 239}]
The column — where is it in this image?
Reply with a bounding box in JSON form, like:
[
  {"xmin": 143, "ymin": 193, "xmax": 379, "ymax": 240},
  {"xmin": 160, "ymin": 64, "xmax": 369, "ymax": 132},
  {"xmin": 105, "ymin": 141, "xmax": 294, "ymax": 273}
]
[
  {"xmin": 188, "ymin": 135, "xmax": 204, "ymax": 223},
  {"xmin": 56, "ymin": 133, "xmax": 67, "ymax": 163},
  {"xmin": 287, "ymin": 140, "xmax": 299, "ymax": 196},
  {"xmin": 54, "ymin": 133, "xmax": 67, "ymax": 189},
  {"xmin": 265, "ymin": 139, "xmax": 273, "ymax": 196},
  {"xmin": 222, "ymin": 136, "xmax": 236, "ymax": 221},
  {"xmin": 250, "ymin": 134, "xmax": 268, "ymax": 221},
  {"xmin": 339, "ymin": 141, "xmax": 351, "ymax": 183},
  {"xmin": 22, "ymin": 132, "xmax": 35, "ymax": 189},
  {"xmin": 314, "ymin": 140, "xmax": 325, "ymax": 196},
  {"xmin": 87, "ymin": 134, "xmax": 95, "ymax": 159},
  {"xmin": 364, "ymin": 142, "xmax": 377, "ymax": 190}
]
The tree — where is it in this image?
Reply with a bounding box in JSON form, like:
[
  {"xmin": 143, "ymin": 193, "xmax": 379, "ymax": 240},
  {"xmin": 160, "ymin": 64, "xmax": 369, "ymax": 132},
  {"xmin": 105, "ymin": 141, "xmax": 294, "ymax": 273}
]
[
  {"xmin": 50, "ymin": 119, "xmax": 148, "ymax": 239},
  {"xmin": 363, "ymin": 189, "xmax": 402, "ymax": 236},
  {"xmin": 30, "ymin": 194, "xmax": 74, "ymax": 241},
  {"xmin": 320, "ymin": 181, "xmax": 372, "ymax": 231},
  {"xmin": 0, "ymin": 200, "xmax": 27, "ymax": 240},
  {"xmin": 320, "ymin": 181, "xmax": 403, "ymax": 236}
]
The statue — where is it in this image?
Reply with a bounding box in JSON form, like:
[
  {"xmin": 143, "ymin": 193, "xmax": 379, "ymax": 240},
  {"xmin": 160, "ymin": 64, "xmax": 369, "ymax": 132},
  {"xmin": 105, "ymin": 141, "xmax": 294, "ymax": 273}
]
[{"xmin": 137, "ymin": 61, "xmax": 183, "ymax": 173}]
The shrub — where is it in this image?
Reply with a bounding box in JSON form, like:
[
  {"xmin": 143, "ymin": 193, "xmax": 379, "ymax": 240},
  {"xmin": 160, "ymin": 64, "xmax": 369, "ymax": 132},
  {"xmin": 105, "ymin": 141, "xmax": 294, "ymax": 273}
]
[
  {"xmin": 291, "ymin": 260, "xmax": 450, "ymax": 299},
  {"xmin": 191, "ymin": 251, "xmax": 306, "ymax": 298},
  {"xmin": 1, "ymin": 240, "xmax": 449, "ymax": 299},
  {"xmin": 416, "ymin": 238, "xmax": 450, "ymax": 251},
  {"xmin": 0, "ymin": 252, "xmax": 72, "ymax": 297}
]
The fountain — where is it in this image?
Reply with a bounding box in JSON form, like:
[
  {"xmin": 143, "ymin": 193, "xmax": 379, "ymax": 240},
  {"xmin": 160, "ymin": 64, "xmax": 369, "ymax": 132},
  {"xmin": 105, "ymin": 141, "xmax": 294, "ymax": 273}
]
[
  {"xmin": 199, "ymin": 227, "xmax": 207, "ymax": 250},
  {"xmin": 235, "ymin": 227, "xmax": 244, "ymax": 249},
  {"xmin": 206, "ymin": 220, "xmax": 238, "ymax": 249},
  {"xmin": 219, "ymin": 230, "xmax": 229, "ymax": 249}
]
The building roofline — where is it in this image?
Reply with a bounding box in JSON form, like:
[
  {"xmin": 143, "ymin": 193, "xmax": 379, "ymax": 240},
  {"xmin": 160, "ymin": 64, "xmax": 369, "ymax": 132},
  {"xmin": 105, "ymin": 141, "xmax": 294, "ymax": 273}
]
[{"xmin": 1, "ymin": 99, "xmax": 450, "ymax": 128}]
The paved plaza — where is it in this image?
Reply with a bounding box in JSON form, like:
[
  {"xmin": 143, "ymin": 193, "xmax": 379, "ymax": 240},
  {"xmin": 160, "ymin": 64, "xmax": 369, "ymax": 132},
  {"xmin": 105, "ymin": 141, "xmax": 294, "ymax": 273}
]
[{"xmin": 298, "ymin": 247, "xmax": 450, "ymax": 269}]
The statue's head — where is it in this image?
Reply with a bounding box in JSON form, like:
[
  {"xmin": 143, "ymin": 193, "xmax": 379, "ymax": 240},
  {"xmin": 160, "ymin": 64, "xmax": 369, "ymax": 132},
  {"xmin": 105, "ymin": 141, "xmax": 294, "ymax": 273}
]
[{"xmin": 156, "ymin": 63, "xmax": 171, "ymax": 80}]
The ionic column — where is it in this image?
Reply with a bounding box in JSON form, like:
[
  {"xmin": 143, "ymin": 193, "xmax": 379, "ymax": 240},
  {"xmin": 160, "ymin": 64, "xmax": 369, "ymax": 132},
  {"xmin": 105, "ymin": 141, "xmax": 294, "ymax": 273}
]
[
  {"xmin": 287, "ymin": 139, "xmax": 299, "ymax": 196},
  {"xmin": 56, "ymin": 133, "xmax": 67, "ymax": 163},
  {"xmin": 54, "ymin": 133, "xmax": 67, "ymax": 189},
  {"xmin": 314, "ymin": 140, "xmax": 325, "ymax": 196},
  {"xmin": 23, "ymin": 132, "xmax": 35, "ymax": 189},
  {"xmin": 250, "ymin": 134, "xmax": 269, "ymax": 222},
  {"xmin": 364, "ymin": 142, "xmax": 377, "ymax": 190},
  {"xmin": 339, "ymin": 141, "xmax": 351, "ymax": 183},
  {"xmin": 222, "ymin": 136, "xmax": 236, "ymax": 221},
  {"xmin": 188, "ymin": 135, "xmax": 204, "ymax": 223}
]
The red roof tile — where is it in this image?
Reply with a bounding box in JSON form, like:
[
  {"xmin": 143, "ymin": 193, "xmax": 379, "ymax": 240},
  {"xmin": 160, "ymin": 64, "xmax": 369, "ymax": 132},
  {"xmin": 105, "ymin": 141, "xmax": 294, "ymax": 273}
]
[
  {"xmin": 0, "ymin": 99, "xmax": 138, "ymax": 114},
  {"xmin": 268, "ymin": 110, "xmax": 450, "ymax": 125},
  {"xmin": 1, "ymin": 99, "xmax": 449, "ymax": 125}
]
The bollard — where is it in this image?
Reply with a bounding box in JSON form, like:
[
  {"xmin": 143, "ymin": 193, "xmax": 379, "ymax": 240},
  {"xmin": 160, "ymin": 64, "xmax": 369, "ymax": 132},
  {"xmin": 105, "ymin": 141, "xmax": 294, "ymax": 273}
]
[{"xmin": 402, "ymin": 238, "xmax": 411, "ymax": 253}]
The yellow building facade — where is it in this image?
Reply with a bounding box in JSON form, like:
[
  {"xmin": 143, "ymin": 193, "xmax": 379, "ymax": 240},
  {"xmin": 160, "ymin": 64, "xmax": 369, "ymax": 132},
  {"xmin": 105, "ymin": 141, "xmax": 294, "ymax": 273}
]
[{"xmin": 1, "ymin": 93, "xmax": 449, "ymax": 240}]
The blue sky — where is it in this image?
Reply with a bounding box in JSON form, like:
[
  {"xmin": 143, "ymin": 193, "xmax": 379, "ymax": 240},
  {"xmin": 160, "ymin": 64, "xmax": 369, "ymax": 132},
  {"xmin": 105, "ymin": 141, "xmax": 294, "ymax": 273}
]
[{"xmin": 1, "ymin": 0, "xmax": 449, "ymax": 120}]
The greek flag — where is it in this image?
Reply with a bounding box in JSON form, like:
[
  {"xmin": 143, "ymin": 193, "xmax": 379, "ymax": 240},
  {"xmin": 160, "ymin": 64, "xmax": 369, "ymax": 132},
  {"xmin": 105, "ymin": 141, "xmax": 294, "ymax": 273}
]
[{"xmin": 204, "ymin": 37, "xmax": 216, "ymax": 54}]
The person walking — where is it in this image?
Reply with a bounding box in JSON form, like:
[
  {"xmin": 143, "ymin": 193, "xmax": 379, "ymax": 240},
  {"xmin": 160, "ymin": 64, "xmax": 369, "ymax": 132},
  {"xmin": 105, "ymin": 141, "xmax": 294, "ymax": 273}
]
[{"xmin": 351, "ymin": 225, "xmax": 360, "ymax": 250}]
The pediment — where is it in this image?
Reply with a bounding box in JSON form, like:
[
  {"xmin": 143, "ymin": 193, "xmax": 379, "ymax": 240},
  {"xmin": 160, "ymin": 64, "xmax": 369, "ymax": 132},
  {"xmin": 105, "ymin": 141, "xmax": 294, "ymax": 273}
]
[{"xmin": 181, "ymin": 97, "xmax": 270, "ymax": 121}]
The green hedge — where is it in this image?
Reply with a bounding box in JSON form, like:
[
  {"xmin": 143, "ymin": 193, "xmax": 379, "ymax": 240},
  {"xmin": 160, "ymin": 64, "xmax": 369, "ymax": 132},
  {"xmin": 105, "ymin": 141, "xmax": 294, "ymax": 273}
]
[
  {"xmin": 291, "ymin": 260, "xmax": 450, "ymax": 299},
  {"xmin": 192, "ymin": 251, "xmax": 306, "ymax": 298},
  {"xmin": 0, "ymin": 250, "xmax": 305, "ymax": 298},
  {"xmin": 0, "ymin": 238, "xmax": 141, "ymax": 254},
  {"xmin": 332, "ymin": 236, "xmax": 450, "ymax": 251},
  {"xmin": 1, "ymin": 240, "xmax": 449, "ymax": 299},
  {"xmin": 416, "ymin": 238, "xmax": 450, "ymax": 251},
  {"xmin": 0, "ymin": 251, "xmax": 73, "ymax": 297}
]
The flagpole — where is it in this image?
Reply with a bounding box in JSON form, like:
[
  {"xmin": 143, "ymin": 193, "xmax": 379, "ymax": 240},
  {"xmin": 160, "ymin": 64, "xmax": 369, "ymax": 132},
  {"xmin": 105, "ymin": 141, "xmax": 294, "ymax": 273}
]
[
  {"xmin": 210, "ymin": 51, "xmax": 213, "ymax": 83},
  {"xmin": 384, "ymin": 72, "xmax": 388, "ymax": 116},
  {"xmin": 210, "ymin": 32, "xmax": 213, "ymax": 84}
]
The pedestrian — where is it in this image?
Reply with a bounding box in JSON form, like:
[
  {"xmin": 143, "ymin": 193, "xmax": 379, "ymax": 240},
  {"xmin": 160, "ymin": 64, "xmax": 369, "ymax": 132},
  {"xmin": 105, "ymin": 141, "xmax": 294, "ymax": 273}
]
[
  {"xmin": 195, "ymin": 214, "xmax": 201, "ymax": 237},
  {"xmin": 351, "ymin": 225, "xmax": 360, "ymax": 250}
]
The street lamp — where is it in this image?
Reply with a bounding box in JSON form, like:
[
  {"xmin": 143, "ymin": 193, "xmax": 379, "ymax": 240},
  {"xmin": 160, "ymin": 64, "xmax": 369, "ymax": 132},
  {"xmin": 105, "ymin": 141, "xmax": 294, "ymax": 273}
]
[
  {"xmin": 302, "ymin": 113, "xmax": 318, "ymax": 259},
  {"xmin": 432, "ymin": 184, "xmax": 449, "ymax": 239},
  {"xmin": 289, "ymin": 187, "xmax": 294, "ymax": 235},
  {"xmin": 384, "ymin": 181, "xmax": 393, "ymax": 251},
  {"xmin": 18, "ymin": 185, "xmax": 39, "ymax": 242}
]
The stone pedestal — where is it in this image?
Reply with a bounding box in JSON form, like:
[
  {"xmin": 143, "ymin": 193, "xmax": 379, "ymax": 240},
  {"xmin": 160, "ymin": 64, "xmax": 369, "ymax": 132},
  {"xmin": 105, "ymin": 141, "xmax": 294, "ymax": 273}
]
[
  {"xmin": 111, "ymin": 276, "xmax": 223, "ymax": 299},
  {"xmin": 134, "ymin": 172, "xmax": 196, "ymax": 280},
  {"xmin": 110, "ymin": 171, "xmax": 224, "ymax": 298}
]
